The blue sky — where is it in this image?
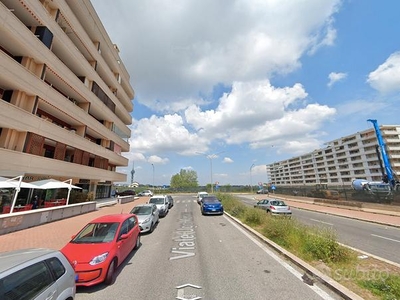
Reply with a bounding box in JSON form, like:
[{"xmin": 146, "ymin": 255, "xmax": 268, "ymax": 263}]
[{"xmin": 91, "ymin": 0, "xmax": 400, "ymax": 187}]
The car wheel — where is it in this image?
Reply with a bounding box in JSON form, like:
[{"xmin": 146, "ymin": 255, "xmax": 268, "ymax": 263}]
[
  {"xmin": 104, "ymin": 259, "xmax": 116, "ymax": 285},
  {"xmin": 149, "ymin": 222, "xmax": 154, "ymax": 233},
  {"xmin": 134, "ymin": 234, "xmax": 141, "ymax": 250}
]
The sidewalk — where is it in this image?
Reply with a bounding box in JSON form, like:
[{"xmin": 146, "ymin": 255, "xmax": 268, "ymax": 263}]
[{"xmin": 0, "ymin": 196, "xmax": 150, "ymax": 253}]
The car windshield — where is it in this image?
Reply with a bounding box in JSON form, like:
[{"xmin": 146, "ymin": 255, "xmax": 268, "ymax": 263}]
[
  {"xmin": 149, "ymin": 198, "xmax": 164, "ymax": 204},
  {"xmin": 203, "ymin": 197, "xmax": 219, "ymax": 203},
  {"xmin": 72, "ymin": 222, "xmax": 119, "ymax": 243},
  {"xmin": 131, "ymin": 206, "xmax": 152, "ymax": 215}
]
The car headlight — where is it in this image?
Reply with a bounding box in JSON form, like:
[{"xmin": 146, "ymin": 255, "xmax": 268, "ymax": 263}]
[
  {"xmin": 143, "ymin": 217, "xmax": 151, "ymax": 223},
  {"xmin": 89, "ymin": 252, "xmax": 109, "ymax": 266}
]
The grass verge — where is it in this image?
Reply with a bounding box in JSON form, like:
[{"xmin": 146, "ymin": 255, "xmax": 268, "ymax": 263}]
[{"xmin": 218, "ymin": 193, "xmax": 400, "ymax": 300}]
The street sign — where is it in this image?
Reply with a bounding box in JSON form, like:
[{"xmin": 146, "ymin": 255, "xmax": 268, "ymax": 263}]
[{"xmin": 271, "ymin": 185, "xmax": 276, "ymax": 190}]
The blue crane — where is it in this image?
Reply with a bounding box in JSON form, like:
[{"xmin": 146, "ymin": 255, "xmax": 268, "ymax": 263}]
[{"xmin": 367, "ymin": 119, "xmax": 397, "ymax": 188}]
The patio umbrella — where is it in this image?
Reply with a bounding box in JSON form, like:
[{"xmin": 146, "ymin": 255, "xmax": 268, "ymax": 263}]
[
  {"xmin": 0, "ymin": 176, "xmax": 38, "ymax": 213},
  {"xmin": 30, "ymin": 179, "xmax": 82, "ymax": 205}
]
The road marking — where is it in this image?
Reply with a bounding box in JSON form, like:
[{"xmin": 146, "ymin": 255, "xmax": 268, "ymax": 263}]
[
  {"xmin": 371, "ymin": 234, "xmax": 400, "ymax": 243},
  {"xmin": 176, "ymin": 284, "xmax": 202, "ymax": 299},
  {"xmin": 310, "ymin": 218, "xmax": 333, "ymax": 226},
  {"xmin": 170, "ymin": 212, "xmax": 196, "ymax": 260},
  {"xmin": 226, "ymin": 216, "xmax": 336, "ymax": 300}
]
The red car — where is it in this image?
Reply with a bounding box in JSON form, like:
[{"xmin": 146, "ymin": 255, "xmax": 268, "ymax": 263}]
[{"xmin": 61, "ymin": 214, "xmax": 140, "ymax": 286}]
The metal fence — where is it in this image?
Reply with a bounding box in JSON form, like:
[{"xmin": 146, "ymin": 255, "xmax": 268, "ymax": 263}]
[{"xmin": 268, "ymin": 184, "xmax": 400, "ymax": 205}]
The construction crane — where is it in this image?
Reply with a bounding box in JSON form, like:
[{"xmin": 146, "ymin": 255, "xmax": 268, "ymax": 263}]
[
  {"xmin": 367, "ymin": 119, "xmax": 397, "ymax": 188},
  {"xmin": 352, "ymin": 119, "xmax": 399, "ymax": 201}
]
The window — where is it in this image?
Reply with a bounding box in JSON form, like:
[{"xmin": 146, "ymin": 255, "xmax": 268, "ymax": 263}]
[
  {"xmin": 47, "ymin": 257, "xmax": 65, "ymax": 280},
  {"xmin": 128, "ymin": 216, "xmax": 136, "ymax": 231},
  {"xmin": 0, "ymin": 261, "xmax": 53, "ymax": 300}
]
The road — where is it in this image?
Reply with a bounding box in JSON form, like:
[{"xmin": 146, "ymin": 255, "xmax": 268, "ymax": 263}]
[
  {"xmin": 238, "ymin": 194, "xmax": 400, "ymax": 265},
  {"xmin": 75, "ymin": 195, "xmax": 340, "ymax": 300}
]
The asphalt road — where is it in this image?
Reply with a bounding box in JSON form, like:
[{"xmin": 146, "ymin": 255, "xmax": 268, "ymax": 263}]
[
  {"xmin": 292, "ymin": 208, "xmax": 400, "ymax": 264},
  {"xmin": 238, "ymin": 195, "xmax": 400, "ymax": 265},
  {"xmin": 74, "ymin": 195, "xmax": 340, "ymax": 300}
]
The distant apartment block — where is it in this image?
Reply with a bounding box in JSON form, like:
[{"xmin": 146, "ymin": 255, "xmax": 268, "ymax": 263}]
[
  {"xmin": 267, "ymin": 125, "xmax": 400, "ymax": 186},
  {"xmin": 0, "ymin": 0, "xmax": 134, "ymax": 198}
]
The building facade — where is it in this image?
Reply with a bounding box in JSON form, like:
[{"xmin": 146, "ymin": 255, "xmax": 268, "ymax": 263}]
[
  {"xmin": 0, "ymin": 0, "xmax": 134, "ymax": 198},
  {"xmin": 267, "ymin": 125, "xmax": 400, "ymax": 186}
]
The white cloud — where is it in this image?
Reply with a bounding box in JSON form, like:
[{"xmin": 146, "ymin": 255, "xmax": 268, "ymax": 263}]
[
  {"xmin": 367, "ymin": 51, "xmax": 400, "ymax": 94},
  {"xmin": 129, "ymin": 80, "xmax": 336, "ymax": 159},
  {"xmin": 327, "ymin": 72, "xmax": 347, "ymax": 88},
  {"xmin": 92, "ymin": 0, "xmax": 341, "ymax": 111},
  {"xmin": 129, "ymin": 114, "xmax": 209, "ymax": 156},
  {"xmin": 223, "ymin": 157, "xmax": 234, "ymax": 163},
  {"xmin": 148, "ymin": 155, "xmax": 169, "ymax": 164},
  {"xmin": 185, "ymin": 80, "xmax": 335, "ymax": 149}
]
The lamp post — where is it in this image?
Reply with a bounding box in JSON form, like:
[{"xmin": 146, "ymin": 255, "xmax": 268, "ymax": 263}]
[
  {"xmin": 151, "ymin": 163, "xmax": 155, "ymax": 194},
  {"xmin": 196, "ymin": 151, "xmax": 224, "ymax": 193},
  {"xmin": 250, "ymin": 163, "xmax": 255, "ymax": 193}
]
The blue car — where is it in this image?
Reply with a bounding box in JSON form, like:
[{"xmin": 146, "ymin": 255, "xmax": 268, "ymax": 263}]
[{"xmin": 201, "ymin": 196, "xmax": 224, "ymax": 215}]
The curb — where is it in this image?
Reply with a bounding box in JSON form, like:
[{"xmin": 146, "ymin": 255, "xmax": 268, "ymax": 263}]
[{"xmin": 224, "ymin": 211, "xmax": 363, "ymax": 300}]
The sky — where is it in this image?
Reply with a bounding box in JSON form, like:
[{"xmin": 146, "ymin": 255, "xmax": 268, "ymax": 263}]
[{"xmin": 90, "ymin": 0, "xmax": 400, "ymax": 187}]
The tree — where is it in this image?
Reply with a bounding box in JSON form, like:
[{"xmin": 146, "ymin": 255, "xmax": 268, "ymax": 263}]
[{"xmin": 170, "ymin": 169, "xmax": 198, "ymax": 189}]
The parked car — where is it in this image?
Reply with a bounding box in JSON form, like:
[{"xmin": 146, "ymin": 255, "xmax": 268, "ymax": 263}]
[
  {"xmin": 201, "ymin": 196, "xmax": 224, "ymax": 215},
  {"xmin": 257, "ymin": 188, "xmax": 269, "ymax": 194},
  {"xmin": 166, "ymin": 195, "xmax": 174, "ymax": 208},
  {"xmin": 130, "ymin": 204, "xmax": 159, "ymax": 233},
  {"xmin": 196, "ymin": 191, "xmax": 209, "ymax": 204},
  {"xmin": 0, "ymin": 248, "xmax": 76, "ymax": 300},
  {"xmin": 254, "ymin": 199, "xmax": 292, "ymax": 216},
  {"xmin": 148, "ymin": 195, "xmax": 169, "ymax": 217},
  {"xmin": 137, "ymin": 190, "xmax": 153, "ymax": 197},
  {"xmin": 61, "ymin": 214, "xmax": 140, "ymax": 286},
  {"xmin": 117, "ymin": 189, "xmax": 136, "ymax": 196}
]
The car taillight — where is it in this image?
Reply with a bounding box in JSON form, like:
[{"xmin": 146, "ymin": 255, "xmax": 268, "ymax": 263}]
[
  {"xmin": 287, "ymin": 206, "xmax": 290, "ymax": 210},
  {"xmin": 270, "ymin": 206, "xmax": 275, "ymax": 210}
]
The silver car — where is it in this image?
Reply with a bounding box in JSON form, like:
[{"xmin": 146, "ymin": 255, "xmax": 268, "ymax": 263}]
[
  {"xmin": 130, "ymin": 204, "xmax": 159, "ymax": 233},
  {"xmin": 254, "ymin": 199, "xmax": 292, "ymax": 216},
  {"xmin": 148, "ymin": 195, "xmax": 169, "ymax": 217},
  {"xmin": 0, "ymin": 248, "xmax": 76, "ymax": 300}
]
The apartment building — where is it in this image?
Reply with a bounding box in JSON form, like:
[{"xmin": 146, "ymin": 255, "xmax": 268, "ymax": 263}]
[
  {"xmin": 0, "ymin": 0, "xmax": 134, "ymax": 198},
  {"xmin": 267, "ymin": 125, "xmax": 400, "ymax": 186}
]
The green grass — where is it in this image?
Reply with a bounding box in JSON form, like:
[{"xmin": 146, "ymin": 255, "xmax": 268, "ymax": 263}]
[{"xmin": 218, "ymin": 193, "xmax": 400, "ymax": 299}]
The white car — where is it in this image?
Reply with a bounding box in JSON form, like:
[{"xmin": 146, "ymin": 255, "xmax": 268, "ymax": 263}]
[
  {"xmin": 148, "ymin": 195, "xmax": 169, "ymax": 217},
  {"xmin": 138, "ymin": 190, "xmax": 153, "ymax": 197},
  {"xmin": 197, "ymin": 192, "xmax": 209, "ymax": 204},
  {"xmin": 130, "ymin": 204, "xmax": 159, "ymax": 233}
]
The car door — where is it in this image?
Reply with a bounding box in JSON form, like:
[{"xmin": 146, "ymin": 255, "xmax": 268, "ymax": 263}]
[
  {"xmin": 117, "ymin": 219, "xmax": 132, "ymax": 261},
  {"xmin": 152, "ymin": 205, "xmax": 159, "ymax": 225},
  {"xmin": 259, "ymin": 200, "xmax": 269, "ymax": 211}
]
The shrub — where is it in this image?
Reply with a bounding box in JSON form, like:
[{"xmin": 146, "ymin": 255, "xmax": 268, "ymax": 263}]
[
  {"xmin": 358, "ymin": 274, "xmax": 400, "ymax": 300},
  {"xmin": 243, "ymin": 208, "xmax": 266, "ymax": 226},
  {"xmin": 301, "ymin": 227, "xmax": 351, "ymax": 263}
]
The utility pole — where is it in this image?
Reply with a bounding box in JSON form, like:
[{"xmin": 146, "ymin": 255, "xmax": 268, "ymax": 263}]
[{"xmin": 196, "ymin": 151, "xmax": 224, "ymax": 193}]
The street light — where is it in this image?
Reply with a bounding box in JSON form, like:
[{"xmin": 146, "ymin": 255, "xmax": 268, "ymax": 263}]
[
  {"xmin": 196, "ymin": 151, "xmax": 224, "ymax": 193},
  {"xmin": 250, "ymin": 163, "xmax": 255, "ymax": 193},
  {"xmin": 151, "ymin": 163, "xmax": 155, "ymax": 193}
]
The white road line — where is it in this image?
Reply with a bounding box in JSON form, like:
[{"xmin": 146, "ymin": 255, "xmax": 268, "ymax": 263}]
[
  {"xmin": 225, "ymin": 216, "xmax": 336, "ymax": 300},
  {"xmin": 310, "ymin": 219, "xmax": 334, "ymax": 226},
  {"xmin": 371, "ymin": 234, "xmax": 400, "ymax": 243}
]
